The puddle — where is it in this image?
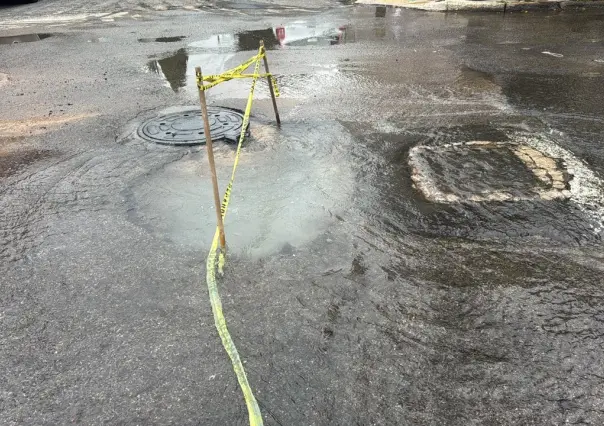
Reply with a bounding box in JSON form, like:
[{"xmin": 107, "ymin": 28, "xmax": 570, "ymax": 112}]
[
  {"xmin": 126, "ymin": 120, "xmax": 355, "ymax": 257},
  {"xmin": 0, "ymin": 33, "xmax": 52, "ymax": 45},
  {"xmin": 235, "ymin": 28, "xmax": 278, "ymax": 51},
  {"xmin": 273, "ymin": 22, "xmax": 350, "ymax": 47},
  {"xmin": 146, "ymin": 23, "xmax": 351, "ymax": 92},
  {"xmin": 375, "ymin": 6, "xmax": 387, "ymax": 17},
  {"xmin": 138, "ymin": 36, "xmax": 186, "ymax": 43},
  {"xmin": 148, "ymin": 48, "xmax": 188, "ymax": 92}
]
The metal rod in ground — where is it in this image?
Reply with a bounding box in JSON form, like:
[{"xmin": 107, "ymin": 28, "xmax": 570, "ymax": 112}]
[
  {"xmin": 259, "ymin": 40, "xmax": 281, "ymax": 126},
  {"xmin": 195, "ymin": 66, "xmax": 227, "ymax": 253}
]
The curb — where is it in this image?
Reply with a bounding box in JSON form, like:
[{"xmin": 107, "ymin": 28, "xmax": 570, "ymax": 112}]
[{"xmin": 355, "ymin": 0, "xmax": 604, "ymax": 12}]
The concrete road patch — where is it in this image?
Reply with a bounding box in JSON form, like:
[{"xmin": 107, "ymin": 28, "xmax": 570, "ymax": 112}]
[{"xmin": 409, "ymin": 141, "xmax": 571, "ymax": 203}]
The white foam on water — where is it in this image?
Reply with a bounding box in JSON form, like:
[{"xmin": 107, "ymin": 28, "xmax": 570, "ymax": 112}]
[{"xmin": 515, "ymin": 132, "xmax": 604, "ymax": 235}]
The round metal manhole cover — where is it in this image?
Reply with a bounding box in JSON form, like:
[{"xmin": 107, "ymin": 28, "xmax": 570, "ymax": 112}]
[{"xmin": 137, "ymin": 107, "xmax": 247, "ymax": 146}]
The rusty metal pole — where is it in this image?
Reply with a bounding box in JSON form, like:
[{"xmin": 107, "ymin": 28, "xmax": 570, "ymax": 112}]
[
  {"xmin": 195, "ymin": 66, "xmax": 226, "ymax": 252},
  {"xmin": 259, "ymin": 40, "xmax": 281, "ymax": 126}
]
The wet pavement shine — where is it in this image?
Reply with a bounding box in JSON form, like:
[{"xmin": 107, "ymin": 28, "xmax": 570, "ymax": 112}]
[{"xmin": 1, "ymin": 1, "xmax": 604, "ymax": 425}]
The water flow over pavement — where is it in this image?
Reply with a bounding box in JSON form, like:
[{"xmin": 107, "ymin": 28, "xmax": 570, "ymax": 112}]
[{"xmin": 1, "ymin": 4, "xmax": 604, "ymax": 425}]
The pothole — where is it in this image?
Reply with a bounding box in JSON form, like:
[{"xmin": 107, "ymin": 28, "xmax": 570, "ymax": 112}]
[
  {"xmin": 136, "ymin": 107, "xmax": 247, "ymax": 146},
  {"xmin": 409, "ymin": 141, "xmax": 571, "ymax": 203}
]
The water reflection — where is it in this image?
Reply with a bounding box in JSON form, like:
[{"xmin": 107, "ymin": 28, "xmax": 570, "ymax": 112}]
[
  {"xmin": 237, "ymin": 28, "xmax": 277, "ymax": 51},
  {"xmin": 147, "ymin": 48, "xmax": 188, "ymax": 92},
  {"xmin": 138, "ymin": 36, "xmax": 186, "ymax": 43},
  {"xmin": 146, "ymin": 24, "xmax": 351, "ymax": 92},
  {"xmin": 147, "ymin": 43, "xmax": 237, "ymax": 94},
  {"xmin": 274, "ymin": 22, "xmax": 350, "ymax": 46}
]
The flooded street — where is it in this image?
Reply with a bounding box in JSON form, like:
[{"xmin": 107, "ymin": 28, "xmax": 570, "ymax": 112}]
[{"xmin": 1, "ymin": 1, "xmax": 604, "ymax": 424}]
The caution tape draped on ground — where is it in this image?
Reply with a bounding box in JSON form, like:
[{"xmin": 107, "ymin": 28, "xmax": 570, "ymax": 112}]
[{"xmin": 203, "ymin": 47, "xmax": 279, "ymax": 426}]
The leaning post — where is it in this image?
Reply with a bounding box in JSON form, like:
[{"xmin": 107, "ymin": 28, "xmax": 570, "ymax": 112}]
[
  {"xmin": 259, "ymin": 40, "xmax": 281, "ymax": 126},
  {"xmin": 195, "ymin": 66, "xmax": 227, "ymax": 253}
]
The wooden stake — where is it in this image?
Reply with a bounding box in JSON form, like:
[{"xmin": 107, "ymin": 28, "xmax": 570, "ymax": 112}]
[
  {"xmin": 195, "ymin": 66, "xmax": 226, "ymax": 252},
  {"xmin": 259, "ymin": 40, "xmax": 281, "ymax": 126}
]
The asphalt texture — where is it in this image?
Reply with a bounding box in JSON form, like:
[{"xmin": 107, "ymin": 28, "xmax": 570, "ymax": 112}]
[{"xmin": 1, "ymin": 1, "xmax": 604, "ymax": 425}]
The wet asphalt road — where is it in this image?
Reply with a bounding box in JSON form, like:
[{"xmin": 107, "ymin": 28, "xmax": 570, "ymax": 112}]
[{"xmin": 1, "ymin": 1, "xmax": 604, "ymax": 425}]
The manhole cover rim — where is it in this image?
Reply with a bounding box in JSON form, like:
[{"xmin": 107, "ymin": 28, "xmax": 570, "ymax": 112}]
[{"xmin": 136, "ymin": 106, "xmax": 249, "ymax": 146}]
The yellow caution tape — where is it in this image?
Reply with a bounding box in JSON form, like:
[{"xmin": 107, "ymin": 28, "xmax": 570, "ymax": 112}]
[
  {"xmin": 204, "ymin": 47, "xmax": 271, "ymax": 426},
  {"xmin": 203, "ymin": 53, "xmax": 262, "ymax": 83},
  {"xmin": 197, "ymin": 48, "xmax": 280, "ymax": 97}
]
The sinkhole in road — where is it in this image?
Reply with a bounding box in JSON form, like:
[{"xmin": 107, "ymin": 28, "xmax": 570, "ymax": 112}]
[
  {"xmin": 136, "ymin": 107, "xmax": 247, "ymax": 146},
  {"xmin": 409, "ymin": 141, "xmax": 571, "ymax": 203}
]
